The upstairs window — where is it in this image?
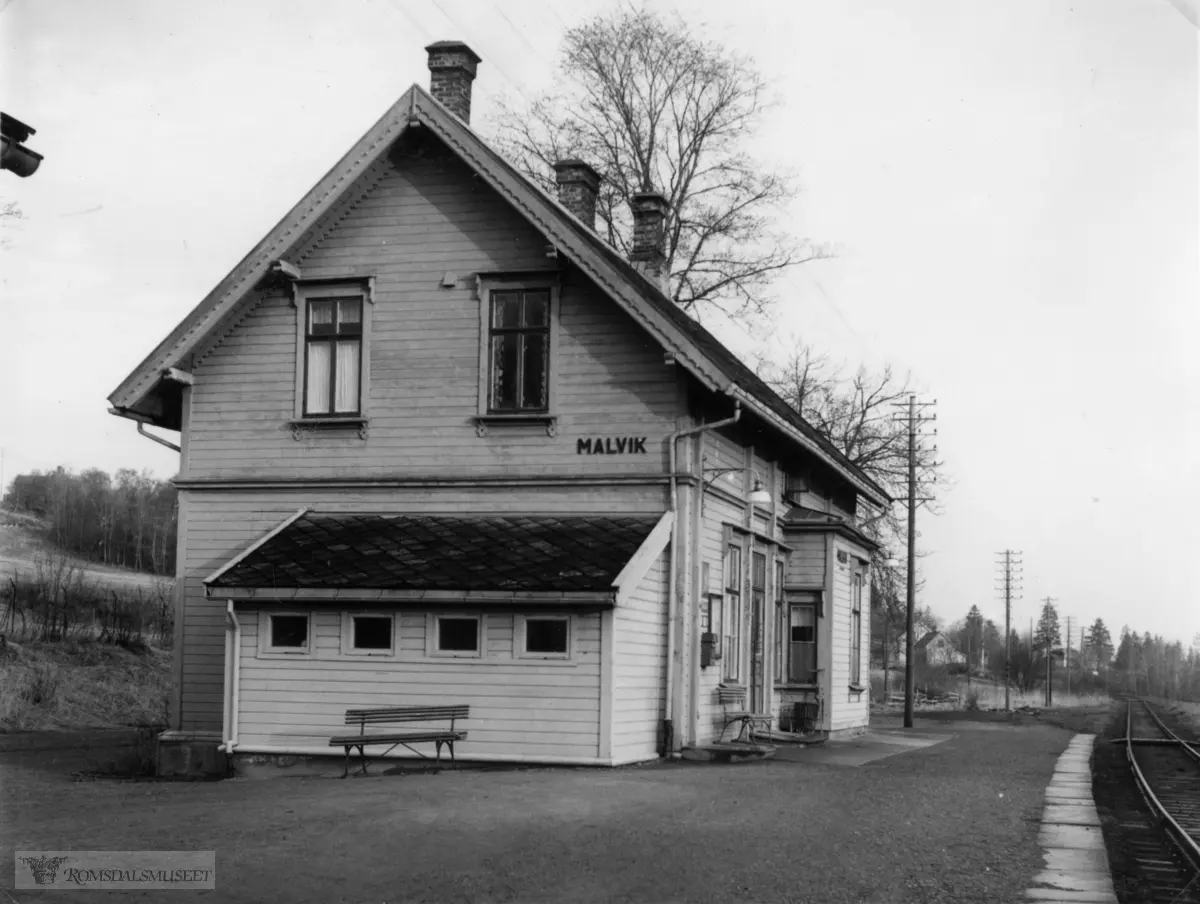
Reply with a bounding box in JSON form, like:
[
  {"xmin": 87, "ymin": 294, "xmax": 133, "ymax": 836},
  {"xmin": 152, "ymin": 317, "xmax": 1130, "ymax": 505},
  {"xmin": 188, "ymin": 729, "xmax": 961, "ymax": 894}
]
[
  {"xmin": 489, "ymin": 289, "xmax": 550, "ymax": 412},
  {"xmin": 305, "ymin": 297, "xmax": 362, "ymax": 416},
  {"xmin": 851, "ymin": 571, "xmax": 864, "ymax": 686},
  {"xmin": 723, "ymin": 544, "xmax": 742, "ymax": 682}
]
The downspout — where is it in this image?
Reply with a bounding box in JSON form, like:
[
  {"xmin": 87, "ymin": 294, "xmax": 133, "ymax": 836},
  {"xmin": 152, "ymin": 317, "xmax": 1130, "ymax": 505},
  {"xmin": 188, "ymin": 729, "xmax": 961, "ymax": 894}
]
[
  {"xmin": 218, "ymin": 601, "xmax": 241, "ymax": 753},
  {"xmin": 664, "ymin": 395, "xmax": 741, "ymax": 756},
  {"xmin": 137, "ymin": 422, "xmax": 181, "ymax": 453}
]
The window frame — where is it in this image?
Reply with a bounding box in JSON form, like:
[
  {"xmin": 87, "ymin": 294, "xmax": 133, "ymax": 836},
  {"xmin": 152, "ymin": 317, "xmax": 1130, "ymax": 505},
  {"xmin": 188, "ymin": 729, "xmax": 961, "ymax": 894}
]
[
  {"xmin": 773, "ymin": 560, "xmax": 785, "ymax": 683},
  {"xmin": 291, "ymin": 279, "xmax": 373, "ymax": 423},
  {"xmin": 426, "ymin": 613, "xmax": 485, "ymax": 659},
  {"xmin": 515, "ymin": 614, "xmax": 573, "ymax": 661},
  {"xmin": 850, "ymin": 570, "xmax": 864, "ymax": 688},
  {"xmin": 339, "ymin": 612, "xmax": 396, "ymax": 657},
  {"xmin": 475, "ymin": 276, "xmax": 560, "ymax": 429},
  {"xmin": 258, "ymin": 610, "xmax": 314, "ymax": 658},
  {"xmin": 723, "ymin": 542, "xmax": 743, "ymax": 682}
]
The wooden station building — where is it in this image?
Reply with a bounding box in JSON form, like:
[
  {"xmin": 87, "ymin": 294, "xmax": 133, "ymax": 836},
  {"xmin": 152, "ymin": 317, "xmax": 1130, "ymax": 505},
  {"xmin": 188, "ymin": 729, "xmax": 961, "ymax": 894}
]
[{"xmin": 108, "ymin": 41, "xmax": 890, "ymax": 772}]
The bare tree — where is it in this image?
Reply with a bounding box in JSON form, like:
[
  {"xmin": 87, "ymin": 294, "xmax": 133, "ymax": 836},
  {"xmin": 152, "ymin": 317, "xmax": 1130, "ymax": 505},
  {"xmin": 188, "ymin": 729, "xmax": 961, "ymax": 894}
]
[
  {"xmin": 758, "ymin": 345, "xmax": 944, "ymax": 549},
  {"xmin": 492, "ymin": 9, "xmax": 820, "ymax": 321},
  {"xmin": 0, "ymin": 200, "xmax": 23, "ymax": 251}
]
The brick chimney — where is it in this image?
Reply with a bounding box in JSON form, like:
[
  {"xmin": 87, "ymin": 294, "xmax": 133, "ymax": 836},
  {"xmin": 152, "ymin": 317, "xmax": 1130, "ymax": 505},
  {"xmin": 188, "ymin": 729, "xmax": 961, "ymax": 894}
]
[
  {"xmin": 630, "ymin": 191, "xmax": 670, "ymax": 293},
  {"xmin": 552, "ymin": 159, "xmax": 601, "ymax": 230},
  {"xmin": 425, "ymin": 41, "xmax": 481, "ymax": 123}
]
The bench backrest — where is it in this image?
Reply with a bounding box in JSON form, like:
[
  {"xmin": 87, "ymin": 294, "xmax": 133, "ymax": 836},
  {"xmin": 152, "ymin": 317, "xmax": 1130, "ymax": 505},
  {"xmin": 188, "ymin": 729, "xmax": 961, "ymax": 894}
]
[
  {"xmin": 345, "ymin": 705, "xmax": 469, "ymax": 728},
  {"xmin": 716, "ymin": 685, "xmax": 747, "ymax": 707}
]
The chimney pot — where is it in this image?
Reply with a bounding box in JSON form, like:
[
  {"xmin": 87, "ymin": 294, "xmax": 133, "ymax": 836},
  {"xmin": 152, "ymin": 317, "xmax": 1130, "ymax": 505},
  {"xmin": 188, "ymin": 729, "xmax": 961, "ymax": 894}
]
[
  {"xmin": 630, "ymin": 191, "xmax": 670, "ymax": 294},
  {"xmin": 425, "ymin": 41, "xmax": 481, "ymax": 123},
  {"xmin": 553, "ymin": 158, "xmax": 602, "ymax": 230}
]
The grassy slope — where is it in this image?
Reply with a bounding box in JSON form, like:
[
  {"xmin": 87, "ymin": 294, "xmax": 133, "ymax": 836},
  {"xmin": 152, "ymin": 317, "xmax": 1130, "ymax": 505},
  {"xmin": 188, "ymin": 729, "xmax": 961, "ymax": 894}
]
[{"xmin": 0, "ymin": 514, "xmax": 173, "ymax": 731}]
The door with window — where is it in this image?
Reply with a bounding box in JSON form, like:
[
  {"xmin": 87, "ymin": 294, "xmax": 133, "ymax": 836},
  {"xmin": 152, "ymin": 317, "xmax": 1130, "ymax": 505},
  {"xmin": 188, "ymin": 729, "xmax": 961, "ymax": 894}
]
[{"xmin": 750, "ymin": 552, "xmax": 766, "ymax": 711}]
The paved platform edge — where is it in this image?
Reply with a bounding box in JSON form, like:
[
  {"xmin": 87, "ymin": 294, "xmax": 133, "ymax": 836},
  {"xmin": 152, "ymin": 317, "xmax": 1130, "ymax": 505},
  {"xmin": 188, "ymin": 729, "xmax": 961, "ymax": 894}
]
[{"xmin": 1025, "ymin": 733, "xmax": 1118, "ymax": 903}]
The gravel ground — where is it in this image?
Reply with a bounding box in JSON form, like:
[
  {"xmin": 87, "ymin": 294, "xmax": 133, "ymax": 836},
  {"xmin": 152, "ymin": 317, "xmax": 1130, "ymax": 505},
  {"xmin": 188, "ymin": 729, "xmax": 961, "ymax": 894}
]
[{"xmin": 1, "ymin": 715, "xmax": 1079, "ymax": 904}]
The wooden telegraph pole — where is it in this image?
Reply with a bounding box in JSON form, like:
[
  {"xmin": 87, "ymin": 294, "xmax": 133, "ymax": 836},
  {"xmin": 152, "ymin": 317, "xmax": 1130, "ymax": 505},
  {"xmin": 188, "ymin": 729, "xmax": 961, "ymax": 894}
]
[
  {"xmin": 995, "ymin": 550, "xmax": 1022, "ymax": 712},
  {"xmin": 891, "ymin": 395, "xmax": 937, "ymax": 729}
]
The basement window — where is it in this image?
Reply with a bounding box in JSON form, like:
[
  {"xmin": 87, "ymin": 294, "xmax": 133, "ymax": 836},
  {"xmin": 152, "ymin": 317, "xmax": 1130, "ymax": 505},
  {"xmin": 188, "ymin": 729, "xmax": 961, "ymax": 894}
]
[
  {"xmin": 341, "ymin": 613, "xmax": 394, "ymax": 656},
  {"xmin": 259, "ymin": 611, "xmax": 312, "ymax": 656},
  {"xmin": 517, "ymin": 615, "xmax": 571, "ymax": 660},
  {"xmin": 429, "ymin": 614, "xmax": 483, "ymax": 658}
]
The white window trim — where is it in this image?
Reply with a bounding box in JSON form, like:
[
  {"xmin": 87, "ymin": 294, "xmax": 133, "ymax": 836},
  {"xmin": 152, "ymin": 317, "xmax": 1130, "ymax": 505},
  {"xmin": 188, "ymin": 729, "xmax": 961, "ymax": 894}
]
[
  {"xmin": 426, "ymin": 612, "xmax": 485, "ymax": 659},
  {"xmin": 258, "ymin": 610, "xmax": 314, "ymax": 658},
  {"xmin": 514, "ymin": 614, "xmax": 573, "ymax": 661},
  {"xmin": 475, "ymin": 276, "xmax": 561, "ymax": 434},
  {"xmin": 340, "ymin": 611, "xmax": 397, "ymax": 657},
  {"xmin": 290, "ymin": 278, "xmax": 374, "ymax": 423}
]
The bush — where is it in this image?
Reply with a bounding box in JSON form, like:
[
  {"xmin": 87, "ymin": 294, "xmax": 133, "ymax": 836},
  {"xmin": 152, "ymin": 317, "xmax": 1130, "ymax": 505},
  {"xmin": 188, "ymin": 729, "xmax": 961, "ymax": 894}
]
[{"xmin": 964, "ymin": 687, "xmax": 980, "ymax": 711}]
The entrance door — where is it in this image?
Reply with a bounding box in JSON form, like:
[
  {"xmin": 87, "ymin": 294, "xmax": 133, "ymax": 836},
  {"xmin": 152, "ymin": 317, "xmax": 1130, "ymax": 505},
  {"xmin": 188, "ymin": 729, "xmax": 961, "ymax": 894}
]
[{"xmin": 750, "ymin": 552, "xmax": 766, "ymax": 711}]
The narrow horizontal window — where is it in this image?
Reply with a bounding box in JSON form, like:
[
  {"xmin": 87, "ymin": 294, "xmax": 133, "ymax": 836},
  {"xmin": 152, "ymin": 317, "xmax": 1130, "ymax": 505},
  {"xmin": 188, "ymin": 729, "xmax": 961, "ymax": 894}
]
[
  {"xmin": 270, "ymin": 614, "xmax": 308, "ymax": 650},
  {"xmin": 352, "ymin": 615, "xmax": 392, "ymax": 652},
  {"xmin": 437, "ymin": 617, "xmax": 479, "ymax": 653},
  {"xmin": 525, "ymin": 618, "xmax": 568, "ymax": 654}
]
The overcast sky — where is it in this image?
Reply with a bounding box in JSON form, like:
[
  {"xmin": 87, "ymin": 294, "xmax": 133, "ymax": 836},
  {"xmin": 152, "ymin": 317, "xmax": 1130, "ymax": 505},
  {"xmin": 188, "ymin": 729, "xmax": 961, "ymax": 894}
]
[{"xmin": 2, "ymin": 0, "xmax": 1196, "ymax": 646}]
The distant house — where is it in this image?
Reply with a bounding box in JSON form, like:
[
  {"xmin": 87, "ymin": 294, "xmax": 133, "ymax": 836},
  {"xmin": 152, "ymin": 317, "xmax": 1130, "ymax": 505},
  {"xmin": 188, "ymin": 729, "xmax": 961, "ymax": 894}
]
[
  {"xmin": 107, "ymin": 40, "xmax": 891, "ymax": 773},
  {"xmin": 915, "ymin": 632, "xmax": 964, "ymax": 666}
]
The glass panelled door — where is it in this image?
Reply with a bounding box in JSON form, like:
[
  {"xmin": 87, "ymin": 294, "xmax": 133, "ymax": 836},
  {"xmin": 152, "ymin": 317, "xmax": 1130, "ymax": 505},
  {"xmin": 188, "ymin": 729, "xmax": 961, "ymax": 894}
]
[{"xmin": 750, "ymin": 552, "xmax": 766, "ymax": 711}]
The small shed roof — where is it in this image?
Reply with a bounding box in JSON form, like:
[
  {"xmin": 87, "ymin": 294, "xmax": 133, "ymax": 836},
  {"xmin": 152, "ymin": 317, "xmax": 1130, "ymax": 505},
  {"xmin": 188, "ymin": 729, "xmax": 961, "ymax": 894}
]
[{"xmin": 204, "ymin": 512, "xmax": 661, "ymax": 596}]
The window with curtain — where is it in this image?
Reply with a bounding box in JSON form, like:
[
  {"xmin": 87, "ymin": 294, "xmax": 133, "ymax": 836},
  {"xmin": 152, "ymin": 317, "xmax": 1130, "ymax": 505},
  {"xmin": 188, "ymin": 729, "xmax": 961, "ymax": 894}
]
[
  {"xmin": 851, "ymin": 571, "xmax": 864, "ymax": 685},
  {"xmin": 723, "ymin": 544, "xmax": 742, "ymax": 681},
  {"xmin": 774, "ymin": 560, "xmax": 785, "ymax": 683},
  {"xmin": 489, "ymin": 289, "xmax": 549, "ymax": 412},
  {"xmin": 304, "ymin": 297, "xmax": 362, "ymax": 416}
]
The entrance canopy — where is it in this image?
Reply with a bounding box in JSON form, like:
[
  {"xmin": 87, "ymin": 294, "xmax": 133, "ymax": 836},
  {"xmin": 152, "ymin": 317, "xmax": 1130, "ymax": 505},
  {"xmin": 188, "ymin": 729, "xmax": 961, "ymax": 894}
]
[{"xmin": 203, "ymin": 511, "xmax": 670, "ymax": 605}]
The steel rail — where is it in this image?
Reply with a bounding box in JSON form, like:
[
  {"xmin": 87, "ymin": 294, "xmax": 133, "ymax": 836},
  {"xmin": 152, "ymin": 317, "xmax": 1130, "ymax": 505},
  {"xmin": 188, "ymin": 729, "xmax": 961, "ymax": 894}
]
[
  {"xmin": 1125, "ymin": 699, "xmax": 1200, "ymax": 870},
  {"xmin": 1140, "ymin": 698, "xmax": 1200, "ymax": 765}
]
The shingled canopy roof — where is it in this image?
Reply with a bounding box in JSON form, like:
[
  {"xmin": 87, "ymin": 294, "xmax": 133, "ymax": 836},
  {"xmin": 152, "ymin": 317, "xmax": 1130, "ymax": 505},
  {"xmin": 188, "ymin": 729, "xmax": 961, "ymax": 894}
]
[{"xmin": 204, "ymin": 512, "xmax": 663, "ymax": 601}]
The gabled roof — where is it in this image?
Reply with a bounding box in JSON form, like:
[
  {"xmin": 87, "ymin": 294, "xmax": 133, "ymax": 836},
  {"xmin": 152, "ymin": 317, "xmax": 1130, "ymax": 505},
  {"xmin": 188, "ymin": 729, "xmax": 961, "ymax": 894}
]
[
  {"xmin": 915, "ymin": 631, "xmax": 950, "ymax": 650},
  {"xmin": 109, "ymin": 84, "xmax": 889, "ymax": 507},
  {"xmin": 203, "ymin": 511, "xmax": 662, "ymax": 602}
]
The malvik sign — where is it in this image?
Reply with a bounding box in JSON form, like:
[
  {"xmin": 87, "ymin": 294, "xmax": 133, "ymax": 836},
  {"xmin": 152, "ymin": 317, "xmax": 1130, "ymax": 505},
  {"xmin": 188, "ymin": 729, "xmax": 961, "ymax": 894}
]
[{"xmin": 577, "ymin": 437, "xmax": 648, "ymax": 455}]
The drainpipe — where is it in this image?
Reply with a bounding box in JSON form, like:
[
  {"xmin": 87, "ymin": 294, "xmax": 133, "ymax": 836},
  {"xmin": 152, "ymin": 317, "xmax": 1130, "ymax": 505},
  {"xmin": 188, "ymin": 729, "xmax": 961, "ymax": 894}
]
[
  {"xmin": 664, "ymin": 395, "xmax": 741, "ymax": 755},
  {"xmin": 218, "ymin": 601, "xmax": 241, "ymax": 753}
]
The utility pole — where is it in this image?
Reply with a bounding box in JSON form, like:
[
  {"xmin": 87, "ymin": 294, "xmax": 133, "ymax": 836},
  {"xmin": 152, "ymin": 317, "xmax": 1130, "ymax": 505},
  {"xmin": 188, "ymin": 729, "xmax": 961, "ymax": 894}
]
[
  {"xmin": 891, "ymin": 394, "xmax": 937, "ymax": 729},
  {"xmin": 995, "ymin": 550, "xmax": 1023, "ymax": 712}
]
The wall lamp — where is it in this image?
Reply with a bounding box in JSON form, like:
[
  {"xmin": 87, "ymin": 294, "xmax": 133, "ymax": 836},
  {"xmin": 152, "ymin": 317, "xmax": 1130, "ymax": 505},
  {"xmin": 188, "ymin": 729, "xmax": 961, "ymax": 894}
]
[{"xmin": 701, "ymin": 463, "xmax": 773, "ymax": 506}]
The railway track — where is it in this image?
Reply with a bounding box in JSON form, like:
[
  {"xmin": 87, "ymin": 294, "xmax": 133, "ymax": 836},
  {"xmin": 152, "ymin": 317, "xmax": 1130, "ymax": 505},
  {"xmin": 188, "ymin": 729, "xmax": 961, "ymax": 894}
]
[{"xmin": 1122, "ymin": 698, "xmax": 1200, "ymax": 902}]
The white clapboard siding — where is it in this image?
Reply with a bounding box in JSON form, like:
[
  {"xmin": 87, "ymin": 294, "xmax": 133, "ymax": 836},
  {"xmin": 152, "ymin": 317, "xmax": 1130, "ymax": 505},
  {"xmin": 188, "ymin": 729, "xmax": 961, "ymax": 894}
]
[
  {"xmin": 610, "ymin": 551, "xmax": 668, "ymax": 762},
  {"xmin": 786, "ymin": 534, "xmax": 826, "ymax": 587},
  {"xmin": 179, "ymin": 488, "xmax": 666, "ymax": 732},
  {"xmin": 185, "ymin": 140, "xmax": 677, "ymax": 481},
  {"xmin": 828, "ymin": 540, "xmax": 870, "ymax": 731},
  {"xmin": 235, "ymin": 609, "xmax": 602, "ymax": 760}
]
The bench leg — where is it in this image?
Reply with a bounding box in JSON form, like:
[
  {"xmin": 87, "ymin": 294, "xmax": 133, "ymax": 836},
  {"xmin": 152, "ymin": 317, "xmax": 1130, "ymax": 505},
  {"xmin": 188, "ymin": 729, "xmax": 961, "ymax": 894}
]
[
  {"xmin": 357, "ymin": 744, "xmax": 368, "ymax": 776},
  {"xmin": 448, "ymin": 740, "xmax": 456, "ymax": 770},
  {"xmin": 341, "ymin": 746, "xmax": 351, "ymax": 779},
  {"xmin": 435, "ymin": 740, "xmax": 443, "ymax": 768}
]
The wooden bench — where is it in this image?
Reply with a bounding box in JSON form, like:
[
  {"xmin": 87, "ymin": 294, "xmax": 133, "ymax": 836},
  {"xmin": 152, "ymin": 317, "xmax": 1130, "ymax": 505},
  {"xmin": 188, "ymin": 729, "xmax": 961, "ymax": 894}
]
[
  {"xmin": 717, "ymin": 684, "xmax": 772, "ymax": 743},
  {"xmin": 329, "ymin": 705, "xmax": 468, "ymax": 778}
]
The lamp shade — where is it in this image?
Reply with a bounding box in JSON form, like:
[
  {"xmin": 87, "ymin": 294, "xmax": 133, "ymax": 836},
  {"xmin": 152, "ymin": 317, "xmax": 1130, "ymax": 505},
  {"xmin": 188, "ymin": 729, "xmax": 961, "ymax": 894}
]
[{"xmin": 747, "ymin": 480, "xmax": 772, "ymax": 506}]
